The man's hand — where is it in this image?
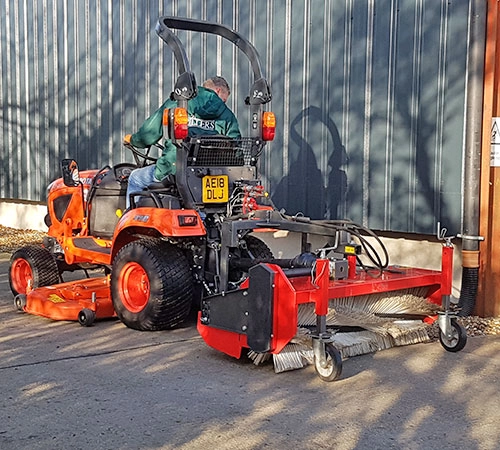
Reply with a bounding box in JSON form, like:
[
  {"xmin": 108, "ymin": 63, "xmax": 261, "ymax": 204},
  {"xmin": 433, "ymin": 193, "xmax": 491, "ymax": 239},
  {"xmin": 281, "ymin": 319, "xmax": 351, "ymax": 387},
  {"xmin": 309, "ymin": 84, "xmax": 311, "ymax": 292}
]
[{"xmin": 123, "ymin": 134, "xmax": 132, "ymax": 144}]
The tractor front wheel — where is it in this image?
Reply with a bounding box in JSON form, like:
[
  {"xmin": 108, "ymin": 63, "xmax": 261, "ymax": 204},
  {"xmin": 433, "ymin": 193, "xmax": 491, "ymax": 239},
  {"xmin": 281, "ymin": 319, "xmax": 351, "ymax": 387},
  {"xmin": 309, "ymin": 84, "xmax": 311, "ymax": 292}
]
[
  {"xmin": 229, "ymin": 235, "xmax": 274, "ymax": 283},
  {"xmin": 9, "ymin": 245, "xmax": 60, "ymax": 296},
  {"xmin": 111, "ymin": 238, "xmax": 193, "ymax": 331}
]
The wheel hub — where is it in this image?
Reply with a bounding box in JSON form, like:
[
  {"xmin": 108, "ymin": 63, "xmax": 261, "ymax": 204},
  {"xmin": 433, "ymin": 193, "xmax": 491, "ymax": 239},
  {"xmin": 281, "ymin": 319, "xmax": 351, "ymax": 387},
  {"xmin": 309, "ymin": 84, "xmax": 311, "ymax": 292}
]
[
  {"xmin": 118, "ymin": 262, "xmax": 150, "ymax": 313},
  {"xmin": 11, "ymin": 258, "xmax": 33, "ymax": 294}
]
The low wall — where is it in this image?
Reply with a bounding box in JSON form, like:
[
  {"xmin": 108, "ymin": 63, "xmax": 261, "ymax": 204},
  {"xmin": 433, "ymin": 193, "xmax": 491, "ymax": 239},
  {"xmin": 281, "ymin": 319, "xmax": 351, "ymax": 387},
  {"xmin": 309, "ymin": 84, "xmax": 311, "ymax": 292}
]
[
  {"xmin": 0, "ymin": 199, "xmax": 463, "ymax": 297},
  {"xmin": 0, "ymin": 200, "xmax": 48, "ymax": 232}
]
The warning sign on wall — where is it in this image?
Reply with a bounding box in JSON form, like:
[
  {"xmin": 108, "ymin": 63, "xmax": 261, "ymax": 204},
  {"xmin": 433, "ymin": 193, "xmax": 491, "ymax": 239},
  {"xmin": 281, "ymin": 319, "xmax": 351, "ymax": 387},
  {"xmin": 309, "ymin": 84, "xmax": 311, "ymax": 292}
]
[{"xmin": 491, "ymin": 118, "xmax": 500, "ymax": 166}]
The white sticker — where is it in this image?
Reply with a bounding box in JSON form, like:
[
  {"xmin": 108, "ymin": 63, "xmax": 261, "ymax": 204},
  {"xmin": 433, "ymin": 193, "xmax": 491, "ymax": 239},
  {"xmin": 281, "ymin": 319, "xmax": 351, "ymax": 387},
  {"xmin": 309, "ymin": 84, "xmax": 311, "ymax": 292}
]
[{"xmin": 490, "ymin": 118, "xmax": 500, "ymax": 167}]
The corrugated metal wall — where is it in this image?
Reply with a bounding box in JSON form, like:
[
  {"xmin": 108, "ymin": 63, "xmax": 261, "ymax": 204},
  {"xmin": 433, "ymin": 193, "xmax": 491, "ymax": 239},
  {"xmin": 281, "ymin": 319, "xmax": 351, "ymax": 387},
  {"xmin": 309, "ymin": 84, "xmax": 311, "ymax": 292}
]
[{"xmin": 0, "ymin": 0, "xmax": 471, "ymax": 234}]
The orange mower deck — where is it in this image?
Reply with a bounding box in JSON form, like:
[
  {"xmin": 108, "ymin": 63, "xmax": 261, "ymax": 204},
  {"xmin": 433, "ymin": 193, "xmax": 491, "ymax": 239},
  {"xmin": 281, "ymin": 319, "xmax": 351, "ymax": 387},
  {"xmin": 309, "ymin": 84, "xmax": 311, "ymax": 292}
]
[{"xmin": 16, "ymin": 277, "xmax": 115, "ymax": 326}]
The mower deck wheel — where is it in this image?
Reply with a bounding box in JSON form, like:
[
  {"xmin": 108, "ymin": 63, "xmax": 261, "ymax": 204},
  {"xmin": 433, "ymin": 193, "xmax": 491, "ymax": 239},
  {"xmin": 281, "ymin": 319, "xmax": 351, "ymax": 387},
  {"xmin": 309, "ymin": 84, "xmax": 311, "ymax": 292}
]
[
  {"xmin": 78, "ymin": 308, "xmax": 96, "ymax": 327},
  {"xmin": 439, "ymin": 318, "xmax": 467, "ymax": 352},
  {"xmin": 314, "ymin": 342, "xmax": 342, "ymax": 382},
  {"xmin": 14, "ymin": 294, "xmax": 27, "ymax": 311}
]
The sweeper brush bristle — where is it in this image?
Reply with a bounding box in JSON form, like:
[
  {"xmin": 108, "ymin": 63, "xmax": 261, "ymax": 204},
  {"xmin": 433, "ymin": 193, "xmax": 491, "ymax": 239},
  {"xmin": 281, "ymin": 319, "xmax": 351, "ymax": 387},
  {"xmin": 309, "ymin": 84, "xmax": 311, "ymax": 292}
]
[
  {"xmin": 266, "ymin": 322, "xmax": 431, "ymax": 373},
  {"xmin": 247, "ymin": 330, "xmax": 313, "ymax": 373},
  {"xmin": 272, "ymin": 342, "xmax": 314, "ymax": 373},
  {"xmin": 247, "ymin": 350, "xmax": 272, "ymax": 365},
  {"xmin": 248, "ymin": 288, "xmax": 436, "ymax": 373},
  {"xmin": 296, "ymin": 288, "xmax": 440, "ymax": 328},
  {"xmin": 331, "ymin": 287, "xmax": 440, "ymax": 315}
]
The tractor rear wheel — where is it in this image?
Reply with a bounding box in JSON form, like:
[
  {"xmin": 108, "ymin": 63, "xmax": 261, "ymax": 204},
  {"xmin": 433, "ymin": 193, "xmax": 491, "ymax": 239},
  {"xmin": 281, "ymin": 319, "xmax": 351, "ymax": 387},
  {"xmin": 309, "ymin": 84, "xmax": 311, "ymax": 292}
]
[
  {"xmin": 229, "ymin": 235, "xmax": 274, "ymax": 283},
  {"xmin": 244, "ymin": 235, "xmax": 274, "ymax": 260},
  {"xmin": 111, "ymin": 238, "xmax": 193, "ymax": 331},
  {"xmin": 9, "ymin": 245, "xmax": 60, "ymax": 296}
]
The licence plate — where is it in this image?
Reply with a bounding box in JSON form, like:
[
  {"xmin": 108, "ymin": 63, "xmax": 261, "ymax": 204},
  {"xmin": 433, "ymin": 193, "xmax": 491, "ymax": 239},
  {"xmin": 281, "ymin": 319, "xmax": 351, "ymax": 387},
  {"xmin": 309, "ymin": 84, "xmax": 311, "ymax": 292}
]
[{"xmin": 202, "ymin": 175, "xmax": 229, "ymax": 203}]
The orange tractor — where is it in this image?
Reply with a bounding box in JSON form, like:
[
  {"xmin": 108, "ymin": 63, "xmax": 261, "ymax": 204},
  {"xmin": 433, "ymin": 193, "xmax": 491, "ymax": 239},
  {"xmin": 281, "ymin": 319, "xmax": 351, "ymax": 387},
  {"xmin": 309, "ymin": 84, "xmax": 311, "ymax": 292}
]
[
  {"xmin": 9, "ymin": 16, "xmax": 276, "ymax": 331},
  {"xmin": 9, "ymin": 17, "xmax": 466, "ymax": 381}
]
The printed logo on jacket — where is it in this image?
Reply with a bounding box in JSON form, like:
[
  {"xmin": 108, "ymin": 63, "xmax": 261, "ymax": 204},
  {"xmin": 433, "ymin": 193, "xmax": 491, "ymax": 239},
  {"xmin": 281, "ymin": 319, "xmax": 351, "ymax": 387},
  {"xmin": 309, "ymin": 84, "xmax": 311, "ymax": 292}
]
[{"xmin": 188, "ymin": 116, "xmax": 216, "ymax": 131}]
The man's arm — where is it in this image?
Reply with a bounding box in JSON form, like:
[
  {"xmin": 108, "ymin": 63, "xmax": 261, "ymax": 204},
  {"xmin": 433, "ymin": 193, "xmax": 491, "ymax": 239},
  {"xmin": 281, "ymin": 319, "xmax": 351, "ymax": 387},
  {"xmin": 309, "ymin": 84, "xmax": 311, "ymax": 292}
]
[
  {"xmin": 130, "ymin": 99, "xmax": 175, "ymax": 148},
  {"xmin": 223, "ymin": 109, "xmax": 241, "ymax": 138}
]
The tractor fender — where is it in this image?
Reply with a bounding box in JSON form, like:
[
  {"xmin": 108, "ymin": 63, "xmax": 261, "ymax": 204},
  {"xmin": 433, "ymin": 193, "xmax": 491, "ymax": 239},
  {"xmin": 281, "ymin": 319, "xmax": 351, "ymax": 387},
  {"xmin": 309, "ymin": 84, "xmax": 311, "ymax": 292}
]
[{"xmin": 111, "ymin": 207, "xmax": 206, "ymax": 254}]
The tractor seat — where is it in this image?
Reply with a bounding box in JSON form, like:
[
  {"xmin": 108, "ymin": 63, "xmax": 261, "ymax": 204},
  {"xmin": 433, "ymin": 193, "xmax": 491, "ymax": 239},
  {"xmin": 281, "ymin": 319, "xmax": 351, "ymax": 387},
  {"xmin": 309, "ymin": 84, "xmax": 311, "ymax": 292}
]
[{"xmin": 134, "ymin": 174, "xmax": 180, "ymax": 209}]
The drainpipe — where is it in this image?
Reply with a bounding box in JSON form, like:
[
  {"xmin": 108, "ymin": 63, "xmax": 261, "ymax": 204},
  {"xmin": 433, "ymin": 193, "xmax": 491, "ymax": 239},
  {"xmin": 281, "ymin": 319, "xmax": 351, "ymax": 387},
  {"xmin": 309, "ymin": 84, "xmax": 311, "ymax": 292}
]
[{"xmin": 458, "ymin": 0, "xmax": 487, "ymax": 316}]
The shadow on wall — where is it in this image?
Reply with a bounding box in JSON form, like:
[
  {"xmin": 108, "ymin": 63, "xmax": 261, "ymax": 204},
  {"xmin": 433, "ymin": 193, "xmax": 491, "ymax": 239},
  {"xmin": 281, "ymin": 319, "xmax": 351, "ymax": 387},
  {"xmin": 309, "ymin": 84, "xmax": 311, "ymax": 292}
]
[{"xmin": 272, "ymin": 106, "xmax": 348, "ymax": 220}]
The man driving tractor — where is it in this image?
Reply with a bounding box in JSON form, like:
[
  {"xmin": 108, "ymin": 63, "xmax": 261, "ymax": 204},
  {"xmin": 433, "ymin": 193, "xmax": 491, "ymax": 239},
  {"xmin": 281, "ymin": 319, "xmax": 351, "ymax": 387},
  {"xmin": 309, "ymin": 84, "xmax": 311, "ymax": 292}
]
[{"xmin": 124, "ymin": 76, "xmax": 241, "ymax": 208}]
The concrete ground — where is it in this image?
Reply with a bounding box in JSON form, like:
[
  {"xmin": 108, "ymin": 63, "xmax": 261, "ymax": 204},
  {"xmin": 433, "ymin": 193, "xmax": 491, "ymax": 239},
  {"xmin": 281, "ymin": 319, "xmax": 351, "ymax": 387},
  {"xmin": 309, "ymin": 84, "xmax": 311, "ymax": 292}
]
[{"xmin": 1, "ymin": 255, "xmax": 499, "ymax": 450}]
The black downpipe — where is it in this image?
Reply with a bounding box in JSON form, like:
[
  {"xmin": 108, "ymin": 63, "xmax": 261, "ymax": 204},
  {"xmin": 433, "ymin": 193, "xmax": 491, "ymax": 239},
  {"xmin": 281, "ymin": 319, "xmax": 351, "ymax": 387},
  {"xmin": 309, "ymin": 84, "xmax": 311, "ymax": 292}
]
[
  {"xmin": 458, "ymin": 0, "xmax": 487, "ymax": 316},
  {"xmin": 458, "ymin": 267, "xmax": 479, "ymax": 316}
]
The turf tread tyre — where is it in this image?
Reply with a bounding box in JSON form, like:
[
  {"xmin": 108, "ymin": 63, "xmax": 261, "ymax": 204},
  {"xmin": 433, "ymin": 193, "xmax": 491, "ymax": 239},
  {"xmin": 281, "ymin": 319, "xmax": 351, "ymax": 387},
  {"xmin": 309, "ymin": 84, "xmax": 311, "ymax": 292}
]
[
  {"xmin": 9, "ymin": 245, "xmax": 60, "ymax": 296},
  {"xmin": 111, "ymin": 238, "xmax": 193, "ymax": 331},
  {"xmin": 229, "ymin": 235, "xmax": 274, "ymax": 283},
  {"xmin": 244, "ymin": 235, "xmax": 274, "ymax": 260}
]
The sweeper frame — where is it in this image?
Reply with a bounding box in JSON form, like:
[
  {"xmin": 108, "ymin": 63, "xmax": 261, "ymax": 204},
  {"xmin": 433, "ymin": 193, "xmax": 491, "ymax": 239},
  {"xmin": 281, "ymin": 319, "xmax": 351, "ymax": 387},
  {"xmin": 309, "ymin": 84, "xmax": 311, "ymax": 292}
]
[{"xmin": 197, "ymin": 215, "xmax": 467, "ymax": 381}]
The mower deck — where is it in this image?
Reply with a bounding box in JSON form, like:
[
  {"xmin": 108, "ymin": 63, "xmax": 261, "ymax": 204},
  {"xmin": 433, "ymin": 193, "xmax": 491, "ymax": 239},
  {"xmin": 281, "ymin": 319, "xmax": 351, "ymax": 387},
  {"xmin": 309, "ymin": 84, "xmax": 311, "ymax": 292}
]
[{"xmin": 20, "ymin": 276, "xmax": 114, "ymax": 324}]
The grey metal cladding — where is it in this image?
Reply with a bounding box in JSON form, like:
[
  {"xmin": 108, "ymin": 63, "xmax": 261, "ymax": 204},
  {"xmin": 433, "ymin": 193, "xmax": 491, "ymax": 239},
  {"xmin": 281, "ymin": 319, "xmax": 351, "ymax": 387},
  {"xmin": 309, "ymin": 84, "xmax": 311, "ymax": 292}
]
[{"xmin": 0, "ymin": 0, "xmax": 470, "ymax": 234}]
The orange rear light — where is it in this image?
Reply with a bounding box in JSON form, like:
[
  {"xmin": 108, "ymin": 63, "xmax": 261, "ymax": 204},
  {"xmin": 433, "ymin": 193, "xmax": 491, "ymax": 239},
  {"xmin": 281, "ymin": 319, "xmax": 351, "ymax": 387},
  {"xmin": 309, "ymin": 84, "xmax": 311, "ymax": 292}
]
[
  {"xmin": 162, "ymin": 109, "xmax": 170, "ymax": 126},
  {"xmin": 262, "ymin": 111, "xmax": 276, "ymax": 141},
  {"xmin": 162, "ymin": 107, "xmax": 189, "ymax": 141},
  {"xmin": 173, "ymin": 107, "xmax": 189, "ymax": 140}
]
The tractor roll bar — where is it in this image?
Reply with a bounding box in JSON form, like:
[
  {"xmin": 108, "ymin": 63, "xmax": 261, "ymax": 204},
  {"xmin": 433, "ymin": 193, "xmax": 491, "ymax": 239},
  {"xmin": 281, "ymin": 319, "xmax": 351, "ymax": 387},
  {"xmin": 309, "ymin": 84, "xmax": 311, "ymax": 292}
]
[
  {"xmin": 156, "ymin": 16, "xmax": 272, "ymax": 106},
  {"xmin": 154, "ymin": 19, "xmax": 197, "ymax": 105}
]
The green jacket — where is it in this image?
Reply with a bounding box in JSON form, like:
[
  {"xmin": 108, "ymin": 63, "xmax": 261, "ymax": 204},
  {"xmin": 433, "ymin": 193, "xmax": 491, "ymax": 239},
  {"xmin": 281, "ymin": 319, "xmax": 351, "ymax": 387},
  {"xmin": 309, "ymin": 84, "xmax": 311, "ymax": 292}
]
[{"xmin": 130, "ymin": 86, "xmax": 241, "ymax": 180}]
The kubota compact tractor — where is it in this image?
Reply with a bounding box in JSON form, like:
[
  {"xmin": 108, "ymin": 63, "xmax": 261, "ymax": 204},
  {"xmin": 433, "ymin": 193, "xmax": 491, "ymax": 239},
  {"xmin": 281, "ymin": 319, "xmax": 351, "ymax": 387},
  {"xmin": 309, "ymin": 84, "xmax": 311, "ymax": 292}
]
[
  {"xmin": 9, "ymin": 16, "xmax": 278, "ymax": 331},
  {"xmin": 9, "ymin": 17, "xmax": 466, "ymax": 381}
]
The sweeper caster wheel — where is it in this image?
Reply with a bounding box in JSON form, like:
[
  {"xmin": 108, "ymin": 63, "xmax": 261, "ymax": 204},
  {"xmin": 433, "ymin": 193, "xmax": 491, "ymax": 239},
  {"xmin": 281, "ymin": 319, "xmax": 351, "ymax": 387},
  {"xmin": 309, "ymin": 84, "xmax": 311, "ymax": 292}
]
[
  {"xmin": 14, "ymin": 294, "xmax": 26, "ymax": 311},
  {"xmin": 439, "ymin": 318, "xmax": 467, "ymax": 352},
  {"xmin": 78, "ymin": 308, "xmax": 96, "ymax": 327},
  {"xmin": 314, "ymin": 342, "xmax": 342, "ymax": 382}
]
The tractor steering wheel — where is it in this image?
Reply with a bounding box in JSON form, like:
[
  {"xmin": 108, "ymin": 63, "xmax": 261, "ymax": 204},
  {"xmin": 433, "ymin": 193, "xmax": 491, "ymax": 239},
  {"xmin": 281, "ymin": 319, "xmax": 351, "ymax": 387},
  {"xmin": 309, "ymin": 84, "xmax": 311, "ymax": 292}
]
[{"xmin": 123, "ymin": 142, "xmax": 163, "ymax": 168}]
